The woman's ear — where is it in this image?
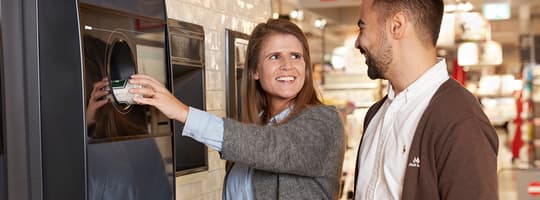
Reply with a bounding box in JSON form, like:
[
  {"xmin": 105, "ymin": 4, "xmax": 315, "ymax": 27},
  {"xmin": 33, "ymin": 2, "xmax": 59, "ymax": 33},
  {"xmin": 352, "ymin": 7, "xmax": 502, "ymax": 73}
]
[{"xmin": 254, "ymin": 71, "xmax": 260, "ymax": 80}]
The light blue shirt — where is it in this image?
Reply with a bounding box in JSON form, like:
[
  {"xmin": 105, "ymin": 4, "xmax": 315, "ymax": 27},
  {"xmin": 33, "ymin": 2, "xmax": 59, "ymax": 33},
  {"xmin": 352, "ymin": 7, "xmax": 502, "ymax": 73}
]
[
  {"xmin": 182, "ymin": 107, "xmax": 223, "ymax": 151},
  {"xmin": 182, "ymin": 106, "xmax": 292, "ymax": 200}
]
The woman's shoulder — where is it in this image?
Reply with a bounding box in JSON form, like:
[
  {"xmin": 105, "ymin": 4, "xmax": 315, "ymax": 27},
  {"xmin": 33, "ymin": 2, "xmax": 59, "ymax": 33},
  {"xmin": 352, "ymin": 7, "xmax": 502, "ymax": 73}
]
[
  {"xmin": 306, "ymin": 104, "xmax": 338, "ymax": 112},
  {"xmin": 298, "ymin": 105, "xmax": 340, "ymax": 120},
  {"xmin": 296, "ymin": 105, "xmax": 344, "ymax": 135}
]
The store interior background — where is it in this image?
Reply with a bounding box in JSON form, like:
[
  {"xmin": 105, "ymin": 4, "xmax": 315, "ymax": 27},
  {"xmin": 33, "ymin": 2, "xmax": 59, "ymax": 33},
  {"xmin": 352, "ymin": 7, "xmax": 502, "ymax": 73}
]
[
  {"xmin": 1, "ymin": 0, "xmax": 537, "ymax": 199},
  {"xmin": 165, "ymin": 0, "xmax": 540, "ymax": 199}
]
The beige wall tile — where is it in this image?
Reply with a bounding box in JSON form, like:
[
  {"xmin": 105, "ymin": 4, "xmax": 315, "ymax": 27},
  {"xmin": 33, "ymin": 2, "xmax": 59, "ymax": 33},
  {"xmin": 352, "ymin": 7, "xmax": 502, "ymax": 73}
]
[
  {"xmin": 202, "ymin": 190, "xmax": 222, "ymax": 200},
  {"xmin": 166, "ymin": 0, "xmax": 271, "ymax": 199}
]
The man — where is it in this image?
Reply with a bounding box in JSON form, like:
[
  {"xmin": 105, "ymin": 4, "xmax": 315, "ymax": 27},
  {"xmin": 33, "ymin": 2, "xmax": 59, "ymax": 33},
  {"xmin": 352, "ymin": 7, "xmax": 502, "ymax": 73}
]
[{"xmin": 353, "ymin": 0, "xmax": 499, "ymax": 200}]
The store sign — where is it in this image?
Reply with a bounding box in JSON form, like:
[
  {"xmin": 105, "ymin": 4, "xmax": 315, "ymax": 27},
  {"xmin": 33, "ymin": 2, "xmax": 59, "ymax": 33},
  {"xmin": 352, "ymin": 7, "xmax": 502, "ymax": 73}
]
[
  {"xmin": 528, "ymin": 182, "xmax": 540, "ymax": 196},
  {"xmin": 483, "ymin": 3, "xmax": 511, "ymax": 20}
]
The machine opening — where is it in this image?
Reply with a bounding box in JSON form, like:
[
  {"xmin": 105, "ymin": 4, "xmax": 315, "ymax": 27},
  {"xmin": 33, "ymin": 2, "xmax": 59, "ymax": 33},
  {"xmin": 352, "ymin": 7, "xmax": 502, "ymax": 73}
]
[{"xmin": 107, "ymin": 39, "xmax": 137, "ymax": 113}]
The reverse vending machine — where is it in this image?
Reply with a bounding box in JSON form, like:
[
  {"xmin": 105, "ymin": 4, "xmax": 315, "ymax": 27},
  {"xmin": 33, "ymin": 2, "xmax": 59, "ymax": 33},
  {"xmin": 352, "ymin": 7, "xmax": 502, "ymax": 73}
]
[{"xmin": 1, "ymin": 0, "xmax": 174, "ymax": 199}]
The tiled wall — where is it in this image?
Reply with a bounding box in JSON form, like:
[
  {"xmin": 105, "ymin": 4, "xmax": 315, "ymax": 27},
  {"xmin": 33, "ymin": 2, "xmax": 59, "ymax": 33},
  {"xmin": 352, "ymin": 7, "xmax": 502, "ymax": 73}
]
[{"xmin": 165, "ymin": 0, "xmax": 271, "ymax": 199}]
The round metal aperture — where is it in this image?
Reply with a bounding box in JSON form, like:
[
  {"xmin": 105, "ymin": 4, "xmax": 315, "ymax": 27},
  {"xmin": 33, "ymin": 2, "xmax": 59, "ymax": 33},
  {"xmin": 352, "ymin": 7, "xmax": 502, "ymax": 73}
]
[
  {"xmin": 106, "ymin": 39, "xmax": 137, "ymax": 113},
  {"xmin": 109, "ymin": 40, "xmax": 136, "ymax": 80}
]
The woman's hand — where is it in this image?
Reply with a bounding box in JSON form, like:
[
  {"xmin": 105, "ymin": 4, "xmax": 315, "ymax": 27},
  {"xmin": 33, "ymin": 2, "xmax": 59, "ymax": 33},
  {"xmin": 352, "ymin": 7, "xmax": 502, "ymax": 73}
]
[
  {"xmin": 86, "ymin": 78, "xmax": 109, "ymax": 126},
  {"xmin": 129, "ymin": 74, "xmax": 189, "ymax": 123}
]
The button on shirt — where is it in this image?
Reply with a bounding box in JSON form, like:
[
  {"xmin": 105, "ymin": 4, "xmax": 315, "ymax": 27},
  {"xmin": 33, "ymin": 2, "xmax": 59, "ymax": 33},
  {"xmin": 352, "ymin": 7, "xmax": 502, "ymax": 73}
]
[
  {"xmin": 355, "ymin": 59, "xmax": 449, "ymax": 200},
  {"xmin": 182, "ymin": 106, "xmax": 292, "ymax": 200}
]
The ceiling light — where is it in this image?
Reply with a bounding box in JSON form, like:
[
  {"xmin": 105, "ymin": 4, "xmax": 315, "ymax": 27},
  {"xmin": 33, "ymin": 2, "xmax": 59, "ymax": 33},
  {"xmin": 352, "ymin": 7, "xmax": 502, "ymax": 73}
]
[
  {"xmin": 272, "ymin": 12, "xmax": 279, "ymax": 19},
  {"xmin": 445, "ymin": 4, "xmax": 457, "ymax": 12},
  {"xmin": 290, "ymin": 9, "xmax": 304, "ymax": 21},
  {"xmin": 458, "ymin": 2, "xmax": 474, "ymax": 12},
  {"xmin": 483, "ymin": 2, "xmax": 511, "ymax": 20},
  {"xmin": 444, "ymin": 1, "xmax": 474, "ymax": 13},
  {"xmin": 314, "ymin": 18, "xmax": 327, "ymax": 29}
]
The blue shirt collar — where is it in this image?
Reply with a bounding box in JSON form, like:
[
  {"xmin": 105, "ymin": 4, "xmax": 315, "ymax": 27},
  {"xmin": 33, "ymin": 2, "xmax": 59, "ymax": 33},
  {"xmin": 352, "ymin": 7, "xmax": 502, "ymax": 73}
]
[{"xmin": 268, "ymin": 105, "xmax": 293, "ymax": 125}]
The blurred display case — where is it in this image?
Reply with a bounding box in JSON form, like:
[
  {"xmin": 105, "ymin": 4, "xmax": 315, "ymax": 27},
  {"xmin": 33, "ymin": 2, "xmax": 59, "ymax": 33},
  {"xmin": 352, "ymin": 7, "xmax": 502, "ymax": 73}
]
[
  {"xmin": 476, "ymin": 74, "xmax": 519, "ymax": 126},
  {"xmin": 529, "ymin": 65, "xmax": 540, "ymax": 166},
  {"xmin": 319, "ymin": 72, "xmax": 382, "ymax": 200},
  {"xmin": 321, "ymin": 72, "xmax": 382, "ymax": 109},
  {"xmin": 508, "ymin": 64, "xmax": 540, "ymax": 167}
]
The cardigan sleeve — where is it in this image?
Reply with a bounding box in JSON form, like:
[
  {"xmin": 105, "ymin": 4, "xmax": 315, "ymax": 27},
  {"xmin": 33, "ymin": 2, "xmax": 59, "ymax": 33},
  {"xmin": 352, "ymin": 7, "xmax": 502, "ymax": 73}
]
[
  {"xmin": 220, "ymin": 105, "xmax": 345, "ymax": 178},
  {"xmin": 436, "ymin": 116, "xmax": 499, "ymax": 200}
]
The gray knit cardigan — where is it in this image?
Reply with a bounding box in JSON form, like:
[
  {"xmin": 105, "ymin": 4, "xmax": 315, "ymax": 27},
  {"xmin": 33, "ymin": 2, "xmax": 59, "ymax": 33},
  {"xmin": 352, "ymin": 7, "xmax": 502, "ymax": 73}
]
[{"xmin": 221, "ymin": 105, "xmax": 345, "ymax": 200}]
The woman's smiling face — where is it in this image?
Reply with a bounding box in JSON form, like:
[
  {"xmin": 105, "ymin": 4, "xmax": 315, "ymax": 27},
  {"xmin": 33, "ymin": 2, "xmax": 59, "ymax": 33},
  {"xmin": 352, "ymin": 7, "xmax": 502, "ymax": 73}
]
[{"xmin": 254, "ymin": 33, "xmax": 306, "ymax": 106}]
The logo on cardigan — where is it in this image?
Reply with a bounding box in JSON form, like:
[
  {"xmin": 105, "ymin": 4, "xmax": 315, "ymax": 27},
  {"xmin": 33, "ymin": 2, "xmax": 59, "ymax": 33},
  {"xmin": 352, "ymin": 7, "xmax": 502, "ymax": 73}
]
[{"xmin": 408, "ymin": 156, "xmax": 420, "ymax": 168}]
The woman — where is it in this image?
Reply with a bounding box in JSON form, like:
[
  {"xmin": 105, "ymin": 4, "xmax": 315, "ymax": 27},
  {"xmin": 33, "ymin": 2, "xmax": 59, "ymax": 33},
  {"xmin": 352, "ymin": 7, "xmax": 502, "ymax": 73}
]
[{"xmin": 129, "ymin": 19, "xmax": 345, "ymax": 199}]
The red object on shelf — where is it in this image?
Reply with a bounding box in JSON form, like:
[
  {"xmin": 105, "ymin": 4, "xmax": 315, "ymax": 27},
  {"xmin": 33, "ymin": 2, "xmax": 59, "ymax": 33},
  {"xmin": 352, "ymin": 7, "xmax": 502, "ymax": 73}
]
[
  {"xmin": 512, "ymin": 85, "xmax": 524, "ymax": 160},
  {"xmin": 528, "ymin": 182, "xmax": 540, "ymax": 196},
  {"xmin": 451, "ymin": 59, "xmax": 466, "ymax": 86}
]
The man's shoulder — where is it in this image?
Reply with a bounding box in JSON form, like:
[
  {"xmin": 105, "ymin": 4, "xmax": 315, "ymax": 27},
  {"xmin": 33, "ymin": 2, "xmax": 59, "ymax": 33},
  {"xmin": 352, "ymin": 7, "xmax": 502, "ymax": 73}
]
[
  {"xmin": 423, "ymin": 79, "xmax": 491, "ymax": 127},
  {"xmin": 428, "ymin": 79, "xmax": 480, "ymax": 113}
]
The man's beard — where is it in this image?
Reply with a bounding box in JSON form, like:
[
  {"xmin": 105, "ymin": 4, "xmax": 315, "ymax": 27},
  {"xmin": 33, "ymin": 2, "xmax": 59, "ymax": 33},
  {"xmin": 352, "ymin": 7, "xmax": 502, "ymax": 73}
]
[
  {"xmin": 366, "ymin": 56, "xmax": 384, "ymax": 79},
  {"xmin": 361, "ymin": 38, "xmax": 392, "ymax": 80}
]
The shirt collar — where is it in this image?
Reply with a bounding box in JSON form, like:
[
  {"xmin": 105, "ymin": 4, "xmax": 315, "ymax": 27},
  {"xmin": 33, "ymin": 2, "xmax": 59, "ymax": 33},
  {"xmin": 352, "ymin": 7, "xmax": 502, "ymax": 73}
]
[
  {"xmin": 268, "ymin": 105, "xmax": 293, "ymax": 125},
  {"xmin": 387, "ymin": 58, "xmax": 449, "ymax": 103}
]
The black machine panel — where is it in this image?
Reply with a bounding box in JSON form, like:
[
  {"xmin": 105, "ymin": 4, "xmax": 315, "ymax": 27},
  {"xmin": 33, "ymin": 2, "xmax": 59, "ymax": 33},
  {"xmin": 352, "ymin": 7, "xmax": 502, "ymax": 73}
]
[
  {"xmin": 167, "ymin": 19, "xmax": 208, "ymax": 176},
  {"xmin": 79, "ymin": 3, "xmax": 173, "ymax": 200},
  {"xmin": 0, "ymin": 11, "xmax": 3, "ymax": 157},
  {"xmin": 0, "ymin": 3, "xmax": 5, "ymax": 199},
  {"xmin": 79, "ymin": 0, "xmax": 165, "ymax": 20}
]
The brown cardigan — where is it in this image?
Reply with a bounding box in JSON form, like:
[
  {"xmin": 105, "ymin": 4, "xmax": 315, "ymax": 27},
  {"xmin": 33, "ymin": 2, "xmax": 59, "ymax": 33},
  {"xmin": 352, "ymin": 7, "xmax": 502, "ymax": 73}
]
[{"xmin": 354, "ymin": 79, "xmax": 499, "ymax": 200}]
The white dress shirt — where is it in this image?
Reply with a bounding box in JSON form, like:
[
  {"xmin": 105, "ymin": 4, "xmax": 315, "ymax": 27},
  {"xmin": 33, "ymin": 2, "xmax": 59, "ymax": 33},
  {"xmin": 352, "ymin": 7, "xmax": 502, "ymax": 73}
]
[{"xmin": 355, "ymin": 59, "xmax": 449, "ymax": 200}]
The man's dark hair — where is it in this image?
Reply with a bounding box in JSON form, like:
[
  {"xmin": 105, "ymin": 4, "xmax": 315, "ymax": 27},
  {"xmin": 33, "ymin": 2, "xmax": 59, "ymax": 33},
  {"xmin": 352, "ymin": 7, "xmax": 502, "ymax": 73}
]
[{"xmin": 373, "ymin": 0, "xmax": 444, "ymax": 46}]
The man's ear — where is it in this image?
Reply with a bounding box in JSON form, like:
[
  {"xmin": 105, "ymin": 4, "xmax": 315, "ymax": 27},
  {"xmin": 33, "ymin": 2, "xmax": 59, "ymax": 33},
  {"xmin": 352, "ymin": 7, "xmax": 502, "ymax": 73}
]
[{"xmin": 389, "ymin": 11, "xmax": 408, "ymax": 39}]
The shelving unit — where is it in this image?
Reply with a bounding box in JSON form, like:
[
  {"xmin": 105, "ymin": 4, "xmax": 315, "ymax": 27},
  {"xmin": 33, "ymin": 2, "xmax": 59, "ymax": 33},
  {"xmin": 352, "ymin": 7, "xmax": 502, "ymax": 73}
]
[
  {"xmin": 476, "ymin": 74, "xmax": 518, "ymax": 127},
  {"xmin": 529, "ymin": 65, "xmax": 540, "ymax": 166},
  {"xmin": 509, "ymin": 64, "xmax": 540, "ymax": 167}
]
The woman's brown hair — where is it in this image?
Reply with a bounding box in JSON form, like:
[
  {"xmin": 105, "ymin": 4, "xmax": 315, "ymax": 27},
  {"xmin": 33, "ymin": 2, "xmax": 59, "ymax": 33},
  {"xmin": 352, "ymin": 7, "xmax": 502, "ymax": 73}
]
[{"xmin": 241, "ymin": 18, "xmax": 322, "ymax": 125}]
